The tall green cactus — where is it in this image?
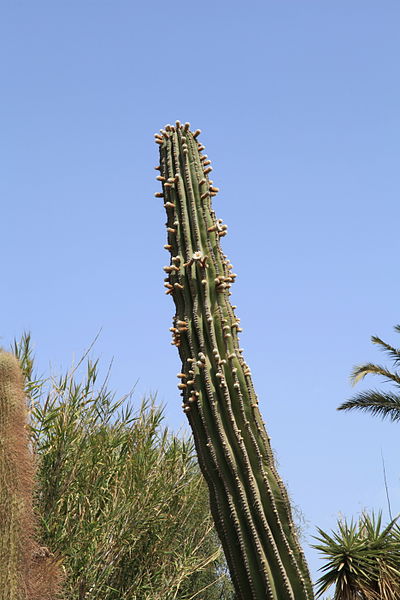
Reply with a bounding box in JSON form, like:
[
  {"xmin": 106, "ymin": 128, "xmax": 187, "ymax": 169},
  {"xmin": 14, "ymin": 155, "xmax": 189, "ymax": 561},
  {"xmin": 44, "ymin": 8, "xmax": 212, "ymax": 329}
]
[
  {"xmin": 0, "ymin": 351, "xmax": 60, "ymax": 600},
  {"xmin": 155, "ymin": 123, "xmax": 314, "ymax": 600}
]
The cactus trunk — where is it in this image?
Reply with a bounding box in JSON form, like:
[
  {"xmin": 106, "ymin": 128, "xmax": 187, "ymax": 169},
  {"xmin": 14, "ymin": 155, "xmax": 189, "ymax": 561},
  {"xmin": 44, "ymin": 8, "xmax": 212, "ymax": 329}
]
[
  {"xmin": 156, "ymin": 123, "xmax": 314, "ymax": 600},
  {"xmin": 0, "ymin": 352, "xmax": 35, "ymax": 599},
  {"xmin": 0, "ymin": 351, "xmax": 60, "ymax": 600}
]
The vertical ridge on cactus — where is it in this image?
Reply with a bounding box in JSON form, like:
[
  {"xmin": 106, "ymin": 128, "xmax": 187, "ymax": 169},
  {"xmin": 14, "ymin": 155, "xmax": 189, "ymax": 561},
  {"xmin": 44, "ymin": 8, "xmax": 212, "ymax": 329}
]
[{"xmin": 156, "ymin": 124, "xmax": 314, "ymax": 600}]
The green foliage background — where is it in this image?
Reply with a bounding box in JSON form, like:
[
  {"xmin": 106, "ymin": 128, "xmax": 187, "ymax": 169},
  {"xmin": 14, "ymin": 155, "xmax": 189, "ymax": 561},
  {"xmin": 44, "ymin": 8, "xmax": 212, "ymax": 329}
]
[
  {"xmin": 13, "ymin": 325, "xmax": 400, "ymax": 600},
  {"xmin": 16, "ymin": 335, "xmax": 235, "ymax": 600}
]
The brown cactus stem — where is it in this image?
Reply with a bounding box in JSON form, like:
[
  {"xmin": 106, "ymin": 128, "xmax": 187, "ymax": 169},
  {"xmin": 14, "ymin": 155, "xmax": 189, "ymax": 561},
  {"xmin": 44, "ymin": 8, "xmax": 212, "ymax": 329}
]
[
  {"xmin": 0, "ymin": 351, "xmax": 61, "ymax": 600},
  {"xmin": 156, "ymin": 124, "xmax": 314, "ymax": 600},
  {"xmin": 0, "ymin": 352, "xmax": 32, "ymax": 599}
]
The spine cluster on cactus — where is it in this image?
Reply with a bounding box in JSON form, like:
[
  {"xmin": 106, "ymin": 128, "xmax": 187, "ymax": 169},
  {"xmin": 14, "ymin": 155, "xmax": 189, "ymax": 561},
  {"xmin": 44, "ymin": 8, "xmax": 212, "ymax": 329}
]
[
  {"xmin": 155, "ymin": 122, "xmax": 314, "ymax": 600},
  {"xmin": 0, "ymin": 351, "xmax": 60, "ymax": 600}
]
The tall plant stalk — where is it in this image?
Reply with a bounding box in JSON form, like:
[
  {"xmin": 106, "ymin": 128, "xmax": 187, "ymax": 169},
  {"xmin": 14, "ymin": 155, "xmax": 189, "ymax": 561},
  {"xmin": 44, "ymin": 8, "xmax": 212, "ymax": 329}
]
[
  {"xmin": 155, "ymin": 123, "xmax": 314, "ymax": 600},
  {"xmin": 0, "ymin": 350, "xmax": 60, "ymax": 600},
  {"xmin": 0, "ymin": 351, "xmax": 32, "ymax": 599}
]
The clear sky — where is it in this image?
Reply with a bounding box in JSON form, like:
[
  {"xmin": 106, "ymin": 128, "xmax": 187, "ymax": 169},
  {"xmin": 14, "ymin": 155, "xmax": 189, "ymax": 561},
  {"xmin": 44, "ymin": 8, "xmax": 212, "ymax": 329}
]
[{"xmin": 2, "ymin": 0, "xmax": 400, "ymax": 586}]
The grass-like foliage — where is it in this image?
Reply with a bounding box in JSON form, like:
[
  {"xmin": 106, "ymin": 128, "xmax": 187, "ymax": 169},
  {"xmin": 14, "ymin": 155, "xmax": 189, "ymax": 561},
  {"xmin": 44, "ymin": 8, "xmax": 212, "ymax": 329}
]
[
  {"xmin": 313, "ymin": 512, "xmax": 400, "ymax": 600},
  {"xmin": 14, "ymin": 334, "xmax": 235, "ymax": 600}
]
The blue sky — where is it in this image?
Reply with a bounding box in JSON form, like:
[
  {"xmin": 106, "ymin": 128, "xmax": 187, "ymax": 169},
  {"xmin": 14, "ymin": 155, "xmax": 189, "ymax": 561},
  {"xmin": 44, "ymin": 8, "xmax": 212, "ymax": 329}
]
[{"xmin": 2, "ymin": 0, "xmax": 400, "ymax": 586}]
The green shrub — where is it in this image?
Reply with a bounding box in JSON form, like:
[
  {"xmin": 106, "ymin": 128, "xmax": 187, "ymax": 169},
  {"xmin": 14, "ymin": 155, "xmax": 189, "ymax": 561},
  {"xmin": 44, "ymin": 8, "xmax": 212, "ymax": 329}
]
[{"xmin": 15, "ymin": 334, "xmax": 235, "ymax": 600}]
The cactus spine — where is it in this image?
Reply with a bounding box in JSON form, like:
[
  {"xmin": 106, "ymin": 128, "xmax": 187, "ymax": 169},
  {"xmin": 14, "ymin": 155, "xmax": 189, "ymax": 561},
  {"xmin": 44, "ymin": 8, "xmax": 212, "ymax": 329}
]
[
  {"xmin": 156, "ymin": 123, "xmax": 314, "ymax": 600},
  {"xmin": 0, "ymin": 351, "xmax": 59, "ymax": 600}
]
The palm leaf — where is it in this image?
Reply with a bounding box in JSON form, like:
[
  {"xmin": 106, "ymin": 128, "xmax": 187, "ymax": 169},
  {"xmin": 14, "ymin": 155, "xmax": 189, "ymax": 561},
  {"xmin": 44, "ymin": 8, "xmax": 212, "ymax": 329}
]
[
  {"xmin": 350, "ymin": 363, "xmax": 400, "ymax": 387},
  {"xmin": 371, "ymin": 335, "xmax": 400, "ymax": 365},
  {"xmin": 338, "ymin": 391, "xmax": 400, "ymax": 422}
]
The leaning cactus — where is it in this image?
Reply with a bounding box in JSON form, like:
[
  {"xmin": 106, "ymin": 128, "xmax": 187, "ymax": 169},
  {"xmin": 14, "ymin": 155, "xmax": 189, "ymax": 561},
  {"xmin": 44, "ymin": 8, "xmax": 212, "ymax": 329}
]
[
  {"xmin": 155, "ymin": 123, "xmax": 314, "ymax": 600},
  {"xmin": 0, "ymin": 351, "xmax": 60, "ymax": 600}
]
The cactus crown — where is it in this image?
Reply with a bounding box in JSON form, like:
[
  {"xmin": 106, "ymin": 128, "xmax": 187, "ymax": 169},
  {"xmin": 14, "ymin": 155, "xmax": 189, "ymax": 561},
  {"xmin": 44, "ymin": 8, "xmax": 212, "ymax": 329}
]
[{"xmin": 155, "ymin": 122, "xmax": 314, "ymax": 600}]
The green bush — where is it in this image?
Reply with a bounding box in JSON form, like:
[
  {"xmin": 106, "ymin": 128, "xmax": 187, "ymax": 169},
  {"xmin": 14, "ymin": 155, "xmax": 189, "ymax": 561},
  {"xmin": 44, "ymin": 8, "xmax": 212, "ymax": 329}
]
[{"xmin": 15, "ymin": 335, "xmax": 235, "ymax": 600}]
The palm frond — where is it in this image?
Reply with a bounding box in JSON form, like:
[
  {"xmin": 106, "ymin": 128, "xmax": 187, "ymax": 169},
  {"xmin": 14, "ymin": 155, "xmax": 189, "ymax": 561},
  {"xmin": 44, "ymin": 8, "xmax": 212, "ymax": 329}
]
[
  {"xmin": 350, "ymin": 363, "xmax": 400, "ymax": 387},
  {"xmin": 371, "ymin": 336, "xmax": 400, "ymax": 365},
  {"xmin": 338, "ymin": 390, "xmax": 400, "ymax": 422}
]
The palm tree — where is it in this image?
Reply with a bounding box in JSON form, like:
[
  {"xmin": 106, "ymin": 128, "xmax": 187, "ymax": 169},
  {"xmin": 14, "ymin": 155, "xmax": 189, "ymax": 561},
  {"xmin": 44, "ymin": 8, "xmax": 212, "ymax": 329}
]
[
  {"xmin": 313, "ymin": 512, "xmax": 400, "ymax": 600},
  {"xmin": 338, "ymin": 325, "xmax": 400, "ymax": 422}
]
